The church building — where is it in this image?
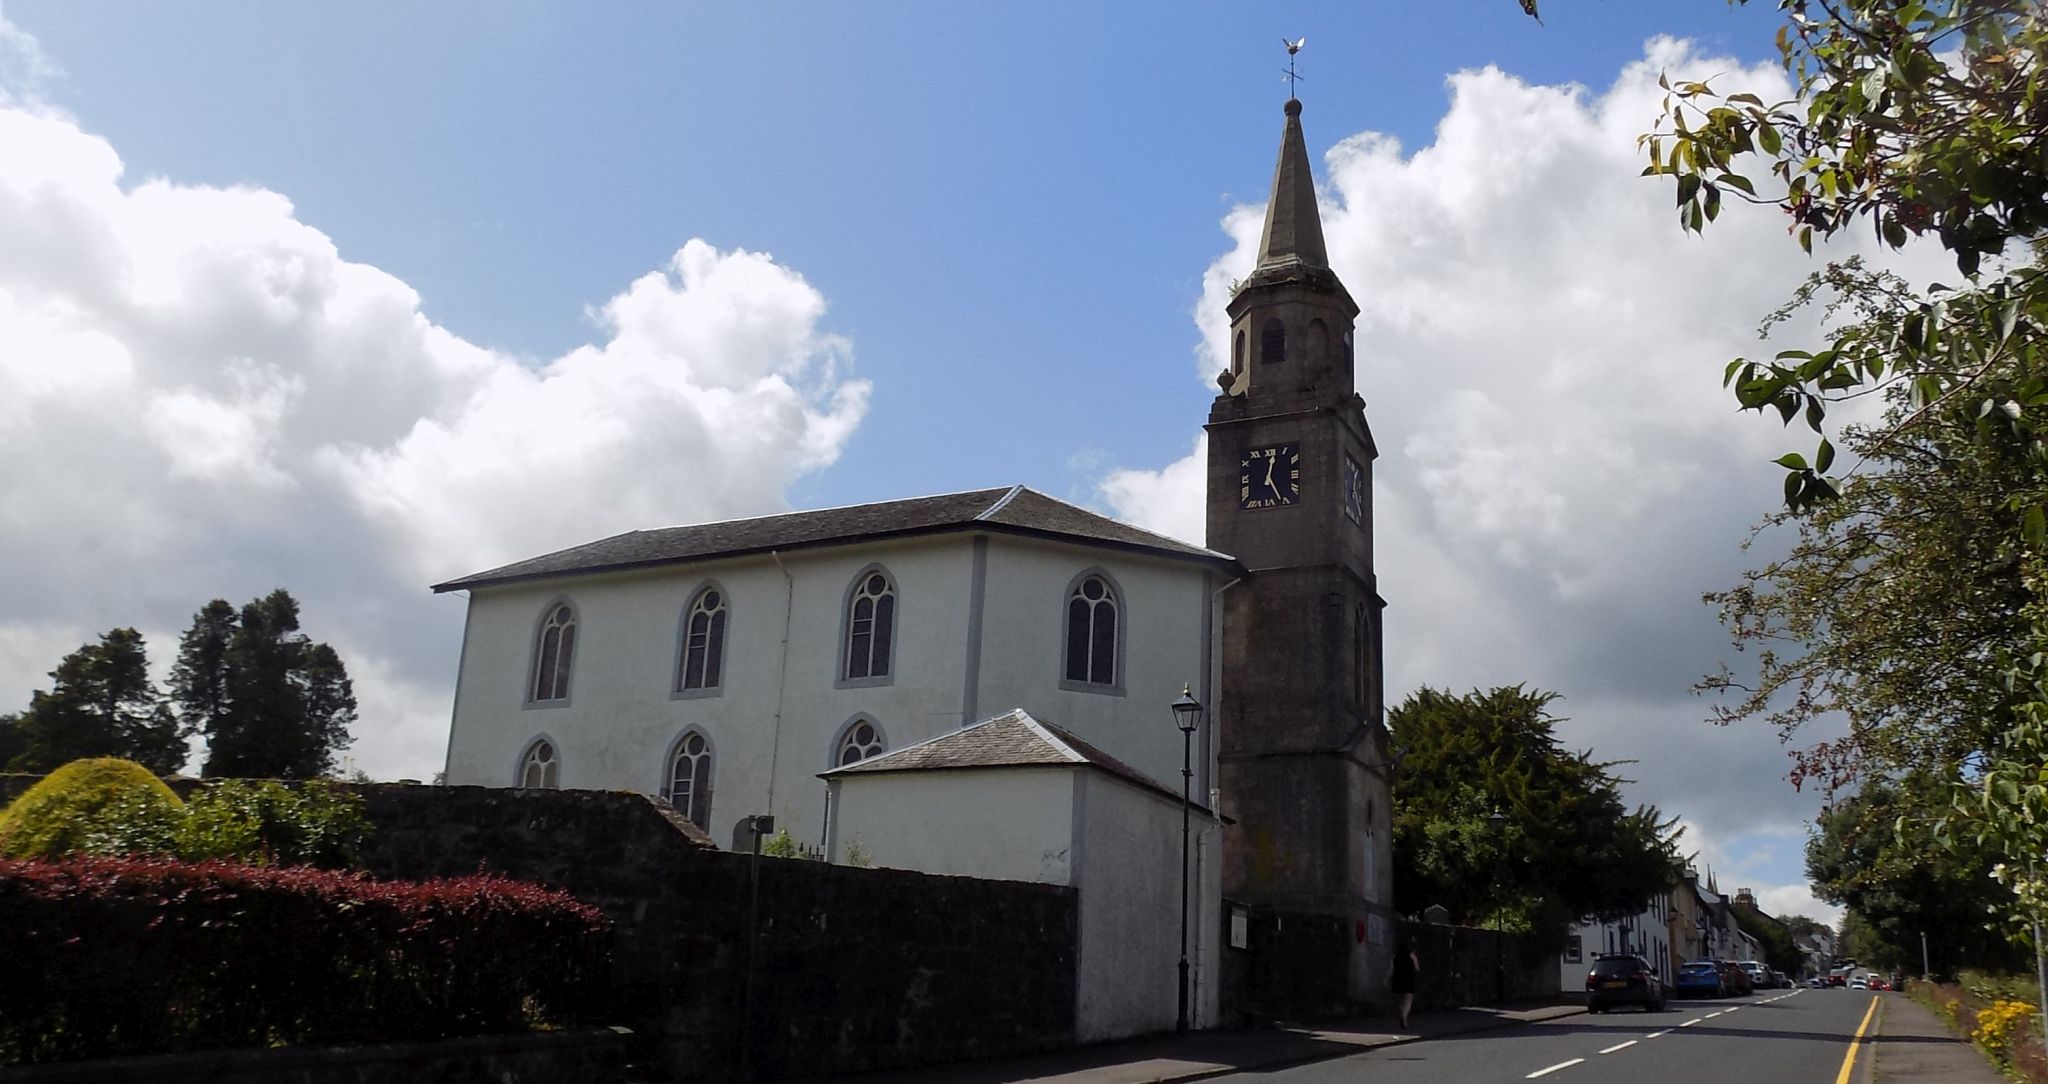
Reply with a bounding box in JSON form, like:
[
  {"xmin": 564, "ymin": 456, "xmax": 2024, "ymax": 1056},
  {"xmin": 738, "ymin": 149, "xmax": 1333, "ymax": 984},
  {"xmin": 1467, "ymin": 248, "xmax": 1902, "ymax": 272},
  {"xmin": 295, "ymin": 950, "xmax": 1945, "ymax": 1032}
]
[{"xmin": 434, "ymin": 93, "xmax": 1392, "ymax": 1032}]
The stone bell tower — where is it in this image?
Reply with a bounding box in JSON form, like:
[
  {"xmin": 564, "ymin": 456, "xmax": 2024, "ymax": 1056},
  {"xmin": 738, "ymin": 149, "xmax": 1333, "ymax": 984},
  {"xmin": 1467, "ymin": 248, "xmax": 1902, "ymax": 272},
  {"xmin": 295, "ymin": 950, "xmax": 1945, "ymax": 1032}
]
[{"xmin": 1207, "ymin": 94, "xmax": 1394, "ymax": 1008}]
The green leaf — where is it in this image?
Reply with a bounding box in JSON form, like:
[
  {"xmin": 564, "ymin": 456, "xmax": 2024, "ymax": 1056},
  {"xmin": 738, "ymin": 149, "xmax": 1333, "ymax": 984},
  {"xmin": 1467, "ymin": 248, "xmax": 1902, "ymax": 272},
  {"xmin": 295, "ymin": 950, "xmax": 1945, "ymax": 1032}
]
[
  {"xmin": 1775, "ymin": 452, "xmax": 1809, "ymax": 470},
  {"xmin": 2025, "ymin": 504, "xmax": 2047, "ymax": 549},
  {"xmin": 1815, "ymin": 439, "xmax": 1835, "ymax": 473},
  {"xmin": 1758, "ymin": 122, "xmax": 1781, "ymax": 156}
]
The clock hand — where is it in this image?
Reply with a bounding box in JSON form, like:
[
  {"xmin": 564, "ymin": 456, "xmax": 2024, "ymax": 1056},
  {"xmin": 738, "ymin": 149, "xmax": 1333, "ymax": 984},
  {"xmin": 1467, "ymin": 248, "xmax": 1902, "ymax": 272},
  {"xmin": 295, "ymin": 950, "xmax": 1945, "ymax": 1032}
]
[{"xmin": 1264, "ymin": 455, "xmax": 1276, "ymax": 493}]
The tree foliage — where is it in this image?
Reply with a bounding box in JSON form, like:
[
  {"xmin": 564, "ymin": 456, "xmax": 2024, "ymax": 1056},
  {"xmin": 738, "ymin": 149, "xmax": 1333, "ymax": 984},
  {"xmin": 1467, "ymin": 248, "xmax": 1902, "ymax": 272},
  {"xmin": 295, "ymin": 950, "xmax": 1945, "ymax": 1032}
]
[
  {"xmin": 1731, "ymin": 904, "xmax": 1806, "ymax": 975},
  {"xmin": 0, "ymin": 758, "xmax": 184, "ymax": 859},
  {"xmin": 1806, "ymin": 773, "xmax": 2028, "ymax": 978},
  {"xmin": 1702, "ymin": 269, "xmax": 2036, "ymax": 790},
  {"xmin": 1640, "ymin": 0, "xmax": 2048, "ymax": 934},
  {"xmin": 1389, "ymin": 686, "xmax": 1684, "ymax": 942},
  {"xmin": 5, "ymin": 592, "xmax": 358, "ymax": 782},
  {"xmin": 174, "ymin": 590, "xmax": 358, "ymax": 780},
  {"xmin": 6, "ymin": 630, "xmax": 185, "ymax": 776}
]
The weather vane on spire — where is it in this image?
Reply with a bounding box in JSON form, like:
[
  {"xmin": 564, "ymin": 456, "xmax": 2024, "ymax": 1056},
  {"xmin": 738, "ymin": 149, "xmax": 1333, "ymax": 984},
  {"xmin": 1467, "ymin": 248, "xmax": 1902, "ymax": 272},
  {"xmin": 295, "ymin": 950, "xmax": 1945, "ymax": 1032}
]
[{"xmin": 1282, "ymin": 37, "xmax": 1306, "ymax": 100}]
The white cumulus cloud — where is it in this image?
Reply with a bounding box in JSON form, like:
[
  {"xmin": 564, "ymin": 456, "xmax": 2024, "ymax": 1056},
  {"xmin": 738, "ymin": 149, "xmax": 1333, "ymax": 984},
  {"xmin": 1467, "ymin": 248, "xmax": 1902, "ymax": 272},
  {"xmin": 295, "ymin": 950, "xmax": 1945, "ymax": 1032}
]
[
  {"xmin": 1103, "ymin": 39, "xmax": 1951, "ymax": 897},
  {"xmin": 0, "ymin": 20, "xmax": 869, "ymax": 779}
]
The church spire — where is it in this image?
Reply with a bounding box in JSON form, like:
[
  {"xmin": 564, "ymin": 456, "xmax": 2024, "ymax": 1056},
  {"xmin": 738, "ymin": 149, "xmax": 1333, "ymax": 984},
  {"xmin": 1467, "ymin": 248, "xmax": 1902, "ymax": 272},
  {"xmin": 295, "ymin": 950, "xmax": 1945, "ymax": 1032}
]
[{"xmin": 1255, "ymin": 98, "xmax": 1329, "ymax": 271}]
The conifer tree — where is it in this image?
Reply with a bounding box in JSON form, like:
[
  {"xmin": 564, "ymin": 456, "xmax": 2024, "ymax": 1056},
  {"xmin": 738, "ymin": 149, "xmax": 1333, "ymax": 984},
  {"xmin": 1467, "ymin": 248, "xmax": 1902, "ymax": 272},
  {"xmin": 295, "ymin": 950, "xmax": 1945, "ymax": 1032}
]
[
  {"xmin": 172, "ymin": 590, "xmax": 358, "ymax": 779},
  {"xmin": 8, "ymin": 629, "xmax": 185, "ymax": 775}
]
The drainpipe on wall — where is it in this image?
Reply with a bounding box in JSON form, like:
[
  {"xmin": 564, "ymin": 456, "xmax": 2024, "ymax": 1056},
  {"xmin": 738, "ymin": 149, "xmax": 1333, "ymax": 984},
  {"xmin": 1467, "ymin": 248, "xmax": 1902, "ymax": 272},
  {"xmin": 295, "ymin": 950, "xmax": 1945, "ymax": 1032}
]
[
  {"xmin": 1205, "ymin": 575, "xmax": 1243, "ymax": 798},
  {"xmin": 768, "ymin": 550, "xmax": 795, "ymax": 815}
]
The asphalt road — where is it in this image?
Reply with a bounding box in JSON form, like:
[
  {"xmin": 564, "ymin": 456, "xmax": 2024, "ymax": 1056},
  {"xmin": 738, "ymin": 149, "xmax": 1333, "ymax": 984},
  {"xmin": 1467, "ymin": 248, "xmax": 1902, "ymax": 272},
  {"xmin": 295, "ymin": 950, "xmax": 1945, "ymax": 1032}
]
[{"xmin": 1206, "ymin": 988, "xmax": 1884, "ymax": 1084}]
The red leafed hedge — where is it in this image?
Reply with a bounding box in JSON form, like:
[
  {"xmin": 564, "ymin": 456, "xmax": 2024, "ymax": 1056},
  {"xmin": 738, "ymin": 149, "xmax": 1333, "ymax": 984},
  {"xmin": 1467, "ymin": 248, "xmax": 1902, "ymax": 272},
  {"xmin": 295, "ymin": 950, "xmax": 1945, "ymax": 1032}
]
[{"xmin": 0, "ymin": 856, "xmax": 612, "ymax": 1065}]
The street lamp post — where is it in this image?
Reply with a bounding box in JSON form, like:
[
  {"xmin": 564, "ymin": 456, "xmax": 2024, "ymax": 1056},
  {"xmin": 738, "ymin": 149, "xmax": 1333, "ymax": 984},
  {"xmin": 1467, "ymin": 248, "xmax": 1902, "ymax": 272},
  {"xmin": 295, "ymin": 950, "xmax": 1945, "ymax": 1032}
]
[
  {"xmin": 1489, "ymin": 808, "xmax": 1508, "ymax": 1006},
  {"xmin": 1172, "ymin": 685, "xmax": 1203, "ymax": 1034}
]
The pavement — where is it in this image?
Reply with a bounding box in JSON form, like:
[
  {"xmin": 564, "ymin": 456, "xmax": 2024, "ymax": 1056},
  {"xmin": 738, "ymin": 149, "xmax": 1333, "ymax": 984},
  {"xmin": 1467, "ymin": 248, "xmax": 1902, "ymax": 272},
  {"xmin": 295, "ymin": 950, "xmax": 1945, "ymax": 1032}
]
[
  {"xmin": 847, "ymin": 1002, "xmax": 1587, "ymax": 1083},
  {"xmin": 847, "ymin": 990, "xmax": 2013, "ymax": 1084},
  {"xmin": 1870, "ymin": 993, "xmax": 2009, "ymax": 1084}
]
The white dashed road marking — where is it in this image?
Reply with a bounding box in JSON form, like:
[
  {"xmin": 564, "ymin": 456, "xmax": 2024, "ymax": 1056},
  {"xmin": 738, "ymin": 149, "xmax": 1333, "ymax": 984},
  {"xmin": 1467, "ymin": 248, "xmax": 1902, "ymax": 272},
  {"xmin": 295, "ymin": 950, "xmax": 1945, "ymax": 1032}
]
[
  {"xmin": 1599, "ymin": 1040, "xmax": 1638, "ymax": 1054},
  {"xmin": 1527, "ymin": 1058, "xmax": 1585, "ymax": 1078},
  {"xmin": 1646, "ymin": 1030, "xmax": 1670, "ymax": 1038},
  {"xmin": 1679, "ymin": 1018, "xmax": 1703, "ymax": 1027},
  {"xmin": 1705, "ymin": 1011, "xmax": 1725, "ymax": 1018}
]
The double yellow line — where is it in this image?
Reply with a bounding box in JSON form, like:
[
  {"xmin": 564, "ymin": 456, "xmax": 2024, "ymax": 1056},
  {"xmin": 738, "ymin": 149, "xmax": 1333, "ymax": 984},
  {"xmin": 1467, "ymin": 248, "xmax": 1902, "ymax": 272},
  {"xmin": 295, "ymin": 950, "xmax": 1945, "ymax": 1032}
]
[{"xmin": 1834, "ymin": 995, "xmax": 1881, "ymax": 1084}]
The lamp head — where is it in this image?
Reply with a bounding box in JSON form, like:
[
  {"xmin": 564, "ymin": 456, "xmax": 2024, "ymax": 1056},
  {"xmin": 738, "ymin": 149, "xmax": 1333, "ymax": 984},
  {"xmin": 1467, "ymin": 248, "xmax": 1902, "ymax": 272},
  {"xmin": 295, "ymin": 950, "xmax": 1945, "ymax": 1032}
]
[{"xmin": 1171, "ymin": 684, "xmax": 1203, "ymax": 733}]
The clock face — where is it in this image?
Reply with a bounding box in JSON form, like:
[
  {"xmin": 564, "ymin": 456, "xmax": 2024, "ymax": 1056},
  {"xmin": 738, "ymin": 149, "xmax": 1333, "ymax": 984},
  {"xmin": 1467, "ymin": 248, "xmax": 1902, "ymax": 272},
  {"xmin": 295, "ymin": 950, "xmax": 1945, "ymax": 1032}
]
[
  {"xmin": 1239, "ymin": 443, "xmax": 1301, "ymax": 509},
  {"xmin": 1343, "ymin": 454, "xmax": 1365, "ymax": 524}
]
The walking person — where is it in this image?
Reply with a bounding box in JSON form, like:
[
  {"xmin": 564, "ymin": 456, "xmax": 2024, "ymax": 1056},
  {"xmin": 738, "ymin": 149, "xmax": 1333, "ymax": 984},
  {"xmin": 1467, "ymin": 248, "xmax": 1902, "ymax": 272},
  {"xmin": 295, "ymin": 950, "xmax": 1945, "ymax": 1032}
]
[{"xmin": 1391, "ymin": 940, "xmax": 1420, "ymax": 1029}]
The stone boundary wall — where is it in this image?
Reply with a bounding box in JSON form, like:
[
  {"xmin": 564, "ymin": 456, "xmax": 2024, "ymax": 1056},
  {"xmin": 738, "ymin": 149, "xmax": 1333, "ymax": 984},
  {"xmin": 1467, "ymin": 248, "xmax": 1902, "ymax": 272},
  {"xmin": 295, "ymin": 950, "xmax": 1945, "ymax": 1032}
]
[
  {"xmin": 0, "ymin": 778, "xmax": 1079, "ymax": 1082},
  {"xmin": 0, "ymin": 1026, "xmax": 631, "ymax": 1084},
  {"xmin": 1398, "ymin": 919, "xmax": 1562, "ymax": 1010},
  {"xmin": 1218, "ymin": 904, "xmax": 1357, "ymax": 1025},
  {"xmin": 1215, "ymin": 905, "xmax": 1564, "ymax": 1024},
  {"xmin": 347, "ymin": 784, "xmax": 1077, "ymax": 1082}
]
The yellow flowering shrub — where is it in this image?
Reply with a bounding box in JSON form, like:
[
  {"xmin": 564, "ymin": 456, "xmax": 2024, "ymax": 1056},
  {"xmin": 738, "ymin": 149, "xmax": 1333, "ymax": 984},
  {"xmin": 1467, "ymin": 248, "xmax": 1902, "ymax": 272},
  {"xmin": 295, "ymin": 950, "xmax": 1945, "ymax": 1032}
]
[{"xmin": 1973, "ymin": 999, "xmax": 2040, "ymax": 1065}]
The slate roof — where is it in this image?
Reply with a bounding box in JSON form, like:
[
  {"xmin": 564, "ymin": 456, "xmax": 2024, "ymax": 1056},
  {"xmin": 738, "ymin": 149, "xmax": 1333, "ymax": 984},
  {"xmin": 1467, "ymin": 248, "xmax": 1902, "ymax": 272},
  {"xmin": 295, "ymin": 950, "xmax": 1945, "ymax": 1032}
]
[
  {"xmin": 820, "ymin": 708, "xmax": 1213, "ymax": 814},
  {"xmin": 432, "ymin": 485, "xmax": 1239, "ymax": 592}
]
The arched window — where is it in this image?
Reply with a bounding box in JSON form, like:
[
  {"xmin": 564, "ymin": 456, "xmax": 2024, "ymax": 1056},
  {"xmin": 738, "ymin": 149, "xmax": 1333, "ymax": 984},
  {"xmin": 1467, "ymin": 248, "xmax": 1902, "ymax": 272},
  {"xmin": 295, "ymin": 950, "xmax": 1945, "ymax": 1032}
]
[
  {"xmin": 1232, "ymin": 330, "xmax": 1246, "ymax": 375},
  {"xmin": 667, "ymin": 730, "xmax": 713, "ymax": 831},
  {"xmin": 842, "ymin": 569, "xmax": 896, "ymax": 682},
  {"xmin": 677, "ymin": 585, "xmax": 728, "ymax": 693},
  {"xmin": 530, "ymin": 601, "xmax": 577, "ymax": 703},
  {"xmin": 1062, "ymin": 572, "xmax": 1120, "ymax": 688},
  {"xmin": 518, "ymin": 737, "xmax": 559, "ymax": 789},
  {"xmin": 1260, "ymin": 317, "xmax": 1286, "ymax": 365},
  {"xmin": 1307, "ymin": 319, "xmax": 1330, "ymax": 366},
  {"xmin": 834, "ymin": 717, "xmax": 887, "ymax": 767}
]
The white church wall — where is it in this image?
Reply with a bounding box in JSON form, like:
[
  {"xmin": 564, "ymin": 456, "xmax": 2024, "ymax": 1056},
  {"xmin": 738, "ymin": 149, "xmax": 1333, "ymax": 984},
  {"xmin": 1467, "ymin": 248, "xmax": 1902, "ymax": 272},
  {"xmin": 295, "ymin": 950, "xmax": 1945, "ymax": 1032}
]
[
  {"xmin": 976, "ymin": 536, "xmax": 1212, "ymax": 793},
  {"xmin": 442, "ymin": 527, "xmax": 1218, "ymax": 859},
  {"xmin": 443, "ymin": 534, "xmax": 977, "ymax": 849},
  {"xmin": 1072, "ymin": 771, "xmax": 1221, "ymax": 1040},
  {"xmin": 824, "ymin": 768, "xmax": 1076, "ymax": 883}
]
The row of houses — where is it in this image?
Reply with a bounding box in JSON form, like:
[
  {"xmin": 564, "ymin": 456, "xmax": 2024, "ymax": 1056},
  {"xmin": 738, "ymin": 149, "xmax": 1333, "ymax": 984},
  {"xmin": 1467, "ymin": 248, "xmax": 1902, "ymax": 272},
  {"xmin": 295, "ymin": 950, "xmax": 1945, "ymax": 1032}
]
[{"xmin": 1558, "ymin": 870, "xmax": 1783, "ymax": 988}]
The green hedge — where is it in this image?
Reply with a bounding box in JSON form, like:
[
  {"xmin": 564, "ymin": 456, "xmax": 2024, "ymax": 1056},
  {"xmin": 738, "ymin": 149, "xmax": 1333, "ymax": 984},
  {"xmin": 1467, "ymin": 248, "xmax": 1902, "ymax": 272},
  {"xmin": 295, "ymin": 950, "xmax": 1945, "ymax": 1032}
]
[{"xmin": 0, "ymin": 856, "xmax": 612, "ymax": 1065}]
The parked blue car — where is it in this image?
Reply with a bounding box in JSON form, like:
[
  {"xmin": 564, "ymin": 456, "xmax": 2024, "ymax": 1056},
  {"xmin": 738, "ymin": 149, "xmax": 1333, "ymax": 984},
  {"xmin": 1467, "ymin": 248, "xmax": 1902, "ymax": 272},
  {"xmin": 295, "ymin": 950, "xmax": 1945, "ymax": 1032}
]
[{"xmin": 1675, "ymin": 960, "xmax": 1725, "ymax": 998}]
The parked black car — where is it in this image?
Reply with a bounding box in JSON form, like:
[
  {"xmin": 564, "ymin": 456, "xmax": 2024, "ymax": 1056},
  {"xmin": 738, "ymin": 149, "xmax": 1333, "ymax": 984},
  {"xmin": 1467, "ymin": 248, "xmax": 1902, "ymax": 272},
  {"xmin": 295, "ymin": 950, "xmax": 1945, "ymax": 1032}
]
[{"xmin": 1586, "ymin": 953, "xmax": 1667, "ymax": 1013}]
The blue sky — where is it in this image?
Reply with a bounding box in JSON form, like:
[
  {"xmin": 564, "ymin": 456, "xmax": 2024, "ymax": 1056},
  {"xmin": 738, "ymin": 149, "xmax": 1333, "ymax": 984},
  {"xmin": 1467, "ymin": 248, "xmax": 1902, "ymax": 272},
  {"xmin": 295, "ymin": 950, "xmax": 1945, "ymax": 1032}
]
[
  {"xmin": 0, "ymin": 1, "xmax": 1906, "ymax": 923},
  {"xmin": 11, "ymin": 2, "xmax": 1786, "ymax": 507}
]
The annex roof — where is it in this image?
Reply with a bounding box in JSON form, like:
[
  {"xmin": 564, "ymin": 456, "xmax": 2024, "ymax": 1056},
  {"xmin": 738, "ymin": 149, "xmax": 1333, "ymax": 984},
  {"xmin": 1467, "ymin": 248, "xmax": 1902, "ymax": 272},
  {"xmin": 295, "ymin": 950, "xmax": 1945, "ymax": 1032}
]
[
  {"xmin": 432, "ymin": 485, "xmax": 1240, "ymax": 592},
  {"xmin": 820, "ymin": 708, "xmax": 1214, "ymax": 815}
]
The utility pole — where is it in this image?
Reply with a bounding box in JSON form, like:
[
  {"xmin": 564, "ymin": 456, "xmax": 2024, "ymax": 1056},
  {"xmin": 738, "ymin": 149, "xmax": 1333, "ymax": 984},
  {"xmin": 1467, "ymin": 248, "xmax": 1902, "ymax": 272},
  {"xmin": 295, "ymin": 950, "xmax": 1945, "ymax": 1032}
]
[
  {"xmin": 1920, "ymin": 930, "xmax": 1930, "ymax": 983},
  {"xmin": 2032, "ymin": 862, "xmax": 2047, "ymax": 1051}
]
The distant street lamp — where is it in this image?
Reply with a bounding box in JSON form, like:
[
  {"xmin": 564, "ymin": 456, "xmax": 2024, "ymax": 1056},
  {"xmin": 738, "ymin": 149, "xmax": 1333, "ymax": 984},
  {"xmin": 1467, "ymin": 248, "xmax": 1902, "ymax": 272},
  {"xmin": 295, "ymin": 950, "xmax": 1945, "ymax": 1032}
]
[
  {"xmin": 1172, "ymin": 685, "xmax": 1204, "ymax": 1033},
  {"xmin": 1489, "ymin": 807, "xmax": 1508, "ymax": 1006}
]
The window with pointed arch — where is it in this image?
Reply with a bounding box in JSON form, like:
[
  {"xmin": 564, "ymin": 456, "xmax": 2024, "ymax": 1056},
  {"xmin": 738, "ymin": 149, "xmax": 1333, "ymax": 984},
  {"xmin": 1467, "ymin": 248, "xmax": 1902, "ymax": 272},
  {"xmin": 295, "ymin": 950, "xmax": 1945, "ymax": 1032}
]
[
  {"xmin": 834, "ymin": 717, "xmax": 886, "ymax": 767},
  {"xmin": 530, "ymin": 601, "xmax": 577, "ymax": 703},
  {"xmin": 676, "ymin": 585, "xmax": 728, "ymax": 694},
  {"xmin": 841, "ymin": 569, "xmax": 896, "ymax": 684},
  {"xmin": 1260, "ymin": 317, "xmax": 1286, "ymax": 365},
  {"xmin": 518, "ymin": 738, "xmax": 560, "ymax": 789},
  {"xmin": 667, "ymin": 731, "xmax": 713, "ymax": 831},
  {"xmin": 1232, "ymin": 330, "xmax": 1246, "ymax": 375},
  {"xmin": 1062, "ymin": 572, "xmax": 1121, "ymax": 690}
]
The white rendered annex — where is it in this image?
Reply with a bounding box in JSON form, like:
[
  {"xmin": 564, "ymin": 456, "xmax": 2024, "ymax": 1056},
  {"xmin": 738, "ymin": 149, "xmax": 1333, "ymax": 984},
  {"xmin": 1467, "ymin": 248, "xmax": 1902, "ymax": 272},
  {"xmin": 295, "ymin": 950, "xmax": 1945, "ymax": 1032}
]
[{"xmin": 435, "ymin": 485, "xmax": 1239, "ymax": 856}]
